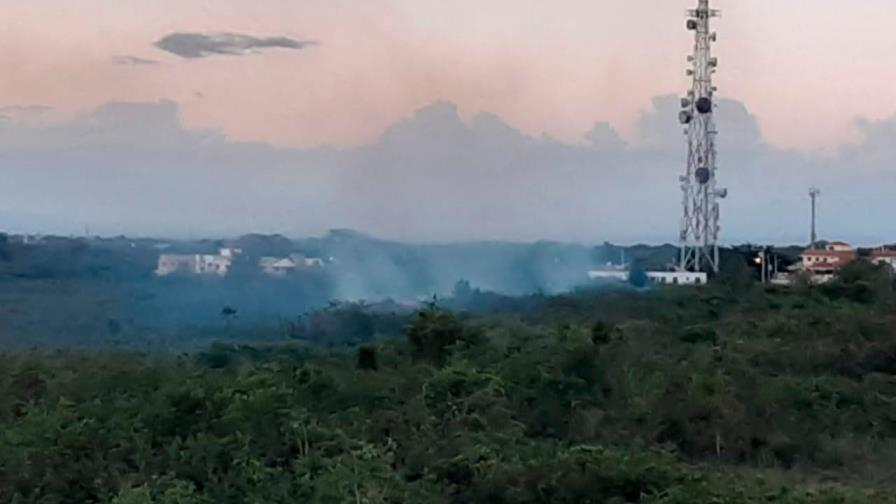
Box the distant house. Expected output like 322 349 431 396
797 242 858 284
219 248 242 258
871 248 896 270
587 265 630 282
800 242 857 273
827 241 854 252
259 253 325 276
260 257 297 276
289 253 325 268
646 271 707 286
298 255 325 268
196 253 233 275
156 248 239 277
156 255 196 276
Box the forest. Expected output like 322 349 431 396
2 258 896 502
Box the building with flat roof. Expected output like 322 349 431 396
586 268 707 286
645 271 707 286
156 248 239 277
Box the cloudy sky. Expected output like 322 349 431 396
2 0 896 244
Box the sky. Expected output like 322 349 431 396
2 0 896 244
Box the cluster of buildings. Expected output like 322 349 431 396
790 241 896 284
588 241 896 288
155 248 326 277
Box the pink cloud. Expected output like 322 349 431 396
2 0 896 151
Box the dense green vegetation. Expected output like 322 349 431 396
3 260 896 502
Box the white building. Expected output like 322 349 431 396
260 257 298 276
871 248 896 271
196 254 233 275
586 268 707 286
645 271 707 286
156 248 238 277
259 253 326 276
826 241 855 253
299 256 325 268
800 242 858 273
156 255 196 276
587 268 630 282
219 247 242 258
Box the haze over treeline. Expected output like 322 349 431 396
0 230 684 348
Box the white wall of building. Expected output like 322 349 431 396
827 242 854 252
587 270 630 282
156 253 231 276
645 271 707 286
587 269 707 286
196 255 231 276
156 255 195 276
872 256 896 270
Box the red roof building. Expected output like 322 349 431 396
801 242 857 273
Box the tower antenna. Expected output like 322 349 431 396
678 0 726 274
809 187 821 249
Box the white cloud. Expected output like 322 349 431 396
0 97 893 245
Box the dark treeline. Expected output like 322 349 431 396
3 260 896 502
0 230 695 349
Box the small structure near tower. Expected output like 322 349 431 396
678 0 727 274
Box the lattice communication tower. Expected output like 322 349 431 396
678 0 727 273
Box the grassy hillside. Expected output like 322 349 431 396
2 261 896 502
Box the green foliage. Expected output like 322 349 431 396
357 345 379 371
286 302 399 347
5 282 896 502
680 325 717 345
406 306 467 366
824 259 895 304
591 320 613 345
717 252 756 292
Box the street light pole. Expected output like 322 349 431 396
809 188 821 249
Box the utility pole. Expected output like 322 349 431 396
809 188 821 249
759 248 767 284
678 0 727 274
754 246 775 284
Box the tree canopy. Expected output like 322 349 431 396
3 272 896 502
